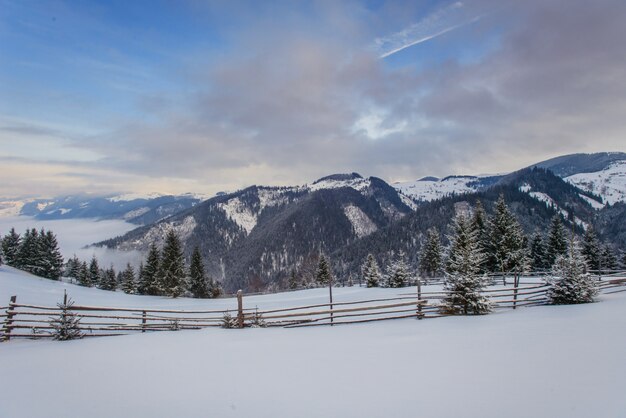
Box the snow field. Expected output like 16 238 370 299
1 267 625 418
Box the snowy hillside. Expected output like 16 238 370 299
565 160 626 205
393 175 502 202
1 267 625 418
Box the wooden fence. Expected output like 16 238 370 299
2 273 625 341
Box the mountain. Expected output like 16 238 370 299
0 193 208 225
96 174 414 291
394 175 503 202
393 152 626 207
333 167 602 278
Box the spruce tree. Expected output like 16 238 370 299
121 263 137 294
442 213 491 315
64 255 81 279
101 265 117 291
78 261 92 287
489 195 528 282
362 254 381 287
158 230 186 297
546 216 568 267
387 250 409 288
548 238 597 304
51 294 83 341
600 245 618 273
89 256 101 288
188 246 209 298
470 201 492 273
139 244 161 295
17 228 39 273
288 269 299 290
530 233 548 270
581 226 601 271
419 228 443 278
1 228 21 266
316 254 333 286
41 230 64 280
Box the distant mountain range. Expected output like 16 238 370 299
2 152 625 292
394 152 626 206
0 193 209 225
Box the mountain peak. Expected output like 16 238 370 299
313 173 363 184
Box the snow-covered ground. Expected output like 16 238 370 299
394 176 484 202
1 267 625 418
565 160 626 205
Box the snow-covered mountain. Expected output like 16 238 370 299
0 193 209 225
97 173 414 291
394 175 502 202
393 152 626 208
563 160 626 206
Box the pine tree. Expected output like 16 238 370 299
139 244 161 295
387 250 409 288
470 201 492 273
489 195 528 281
209 279 223 298
17 228 40 273
158 230 186 297
530 233 548 270
600 245 618 273
188 246 209 298
40 230 64 280
78 261 91 287
2 228 21 266
88 256 101 288
362 254 381 287
442 213 491 315
546 216 568 267
316 254 332 286
419 228 443 278
581 226 601 271
121 263 137 294
64 255 81 279
548 238 597 304
101 265 117 291
288 269 299 290
50 294 83 341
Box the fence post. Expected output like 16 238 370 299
237 290 244 328
513 272 519 310
417 278 423 319
329 279 334 326
1 295 17 342
142 310 147 333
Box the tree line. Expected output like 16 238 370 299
1 227 222 299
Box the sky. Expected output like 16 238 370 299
1 0 625 198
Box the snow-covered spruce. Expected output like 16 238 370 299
385 250 409 288
221 311 237 329
188 246 210 298
548 240 598 304
50 296 83 341
316 254 333 286
419 228 443 278
361 254 381 288
158 230 186 298
441 213 492 315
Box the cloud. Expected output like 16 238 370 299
2 0 626 197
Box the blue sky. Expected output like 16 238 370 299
1 0 624 197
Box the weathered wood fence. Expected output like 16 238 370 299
2 273 625 341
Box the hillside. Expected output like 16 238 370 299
1 266 625 418
97 174 413 291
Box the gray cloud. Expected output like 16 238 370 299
6 0 626 198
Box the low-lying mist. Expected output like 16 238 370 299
0 216 144 270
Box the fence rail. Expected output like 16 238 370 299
2 273 625 341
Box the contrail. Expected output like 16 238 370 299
379 14 483 59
